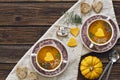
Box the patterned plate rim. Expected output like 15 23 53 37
81 14 119 53
30 38 69 77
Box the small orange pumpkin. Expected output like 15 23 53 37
80 56 103 79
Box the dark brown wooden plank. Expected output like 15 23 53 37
0 45 31 63
0 63 16 80
0 0 77 2
0 27 48 44
0 2 118 25
114 1 120 26
0 0 117 2
0 3 73 26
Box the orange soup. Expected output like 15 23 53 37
88 20 112 44
37 46 61 70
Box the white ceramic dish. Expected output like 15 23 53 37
81 15 120 53
30 38 69 77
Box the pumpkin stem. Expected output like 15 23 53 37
90 66 94 71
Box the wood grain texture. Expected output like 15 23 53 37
0 45 31 63
0 63 16 80
0 3 73 26
0 0 118 2
0 0 77 2
0 1 118 25
0 27 49 44
114 1 120 25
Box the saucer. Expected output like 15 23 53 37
30 39 68 77
81 15 119 53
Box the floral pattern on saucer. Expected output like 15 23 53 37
81 15 118 53
30 39 68 77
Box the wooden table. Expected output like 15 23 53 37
0 0 120 80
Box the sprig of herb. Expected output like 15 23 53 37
64 11 82 25
89 32 94 38
44 63 51 69
56 53 61 59
40 62 51 69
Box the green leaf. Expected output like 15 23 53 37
39 61 44 66
56 53 61 59
89 32 94 38
65 11 82 25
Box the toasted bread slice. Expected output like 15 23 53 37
27 72 38 80
16 67 28 79
81 3 91 14
93 1 103 13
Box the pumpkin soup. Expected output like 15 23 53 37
88 20 112 44
37 46 61 70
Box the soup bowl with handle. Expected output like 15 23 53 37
30 38 69 77
81 14 120 53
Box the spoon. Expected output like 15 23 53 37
105 50 120 80
98 50 120 80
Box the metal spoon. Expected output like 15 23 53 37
105 50 120 80
98 50 120 80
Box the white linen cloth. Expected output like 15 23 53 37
6 0 118 80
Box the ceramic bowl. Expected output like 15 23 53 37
81 15 120 53
30 38 69 77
